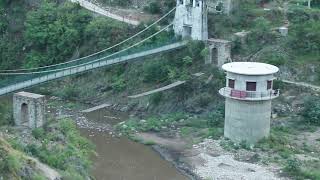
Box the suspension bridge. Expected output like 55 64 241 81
0 0 209 96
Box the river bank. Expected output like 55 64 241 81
48 96 286 180
47 97 190 179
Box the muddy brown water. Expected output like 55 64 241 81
0 95 188 180
81 109 189 180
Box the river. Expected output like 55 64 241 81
0 94 188 180
80 108 188 180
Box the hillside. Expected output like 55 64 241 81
0 0 320 179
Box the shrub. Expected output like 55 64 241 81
0 103 13 126
150 92 163 105
288 19 320 54
260 52 287 66
144 2 161 14
273 79 284 90
32 128 45 140
195 93 215 108
301 96 320 125
284 158 301 174
111 76 127 91
143 60 169 83
207 110 224 127
249 17 275 45
0 151 21 174
206 127 223 139
56 85 79 100
32 174 47 180
187 41 205 60
182 56 193 66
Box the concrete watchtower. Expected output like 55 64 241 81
173 0 208 41
219 62 279 144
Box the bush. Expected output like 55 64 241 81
260 52 287 66
206 127 223 139
207 110 224 127
0 148 21 174
288 20 320 54
32 174 47 180
111 76 127 91
57 85 80 99
32 128 45 140
273 79 284 90
301 96 320 125
249 17 275 45
116 113 187 134
0 101 13 126
24 2 92 67
196 93 216 108
144 2 161 14
284 158 301 174
143 60 169 83
150 92 163 105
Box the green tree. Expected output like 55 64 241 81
289 20 320 54
0 8 8 34
250 17 274 44
84 17 128 53
144 2 161 14
143 60 169 83
24 2 92 67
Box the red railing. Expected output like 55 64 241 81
219 87 280 100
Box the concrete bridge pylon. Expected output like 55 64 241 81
173 0 208 41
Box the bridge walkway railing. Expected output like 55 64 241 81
0 41 187 96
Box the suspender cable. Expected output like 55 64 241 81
0 23 174 75
0 7 176 73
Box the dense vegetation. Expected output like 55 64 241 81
97 0 175 15
6 119 94 179
0 0 136 70
1 0 320 179
0 137 48 180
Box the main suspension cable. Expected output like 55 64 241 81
0 7 176 72
0 23 174 75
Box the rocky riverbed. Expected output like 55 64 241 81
47 96 287 180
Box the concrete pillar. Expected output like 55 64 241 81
233 31 250 50
308 0 311 8
13 92 46 129
279 27 288 37
219 62 280 144
173 0 208 41
206 39 232 67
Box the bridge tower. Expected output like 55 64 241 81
173 0 208 41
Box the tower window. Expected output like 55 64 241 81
228 79 235 89
267 80 272 90
246 82 257 91
215 2 223 12
196 0 200 7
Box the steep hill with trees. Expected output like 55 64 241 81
0 0 320 179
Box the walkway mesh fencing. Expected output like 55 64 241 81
0 36 181 90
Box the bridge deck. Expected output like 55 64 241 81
70 0 139 25
128 81 186 98
0 42 187 96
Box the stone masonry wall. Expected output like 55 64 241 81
13 92 46 129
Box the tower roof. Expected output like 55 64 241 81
222 62 279 75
